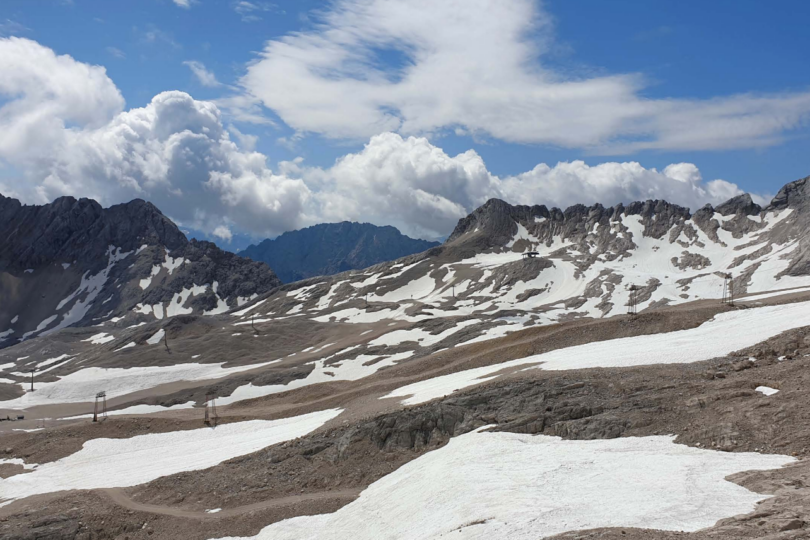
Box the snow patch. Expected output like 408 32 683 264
82 333 115 345
0 359 279 409
0 409 343 503
386 300 810 405
217 431 792 540
146 328 165 345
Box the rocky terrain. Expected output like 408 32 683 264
0 194 281 349
241 221 439 283
2 176 810 539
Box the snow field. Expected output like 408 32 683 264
64 401 196 420
385 300 810 405
203 282 230 315
739 286 810 302
146 328 165 345
139 264 161 290
0 359 280 409
349 209 806 328
311 306 428 324
0 409 343 503
82 333 115 345
216 351 413 406
135 282 230 320
36 354 75 369
368 319 480 348
370 274 436 303
233 298 267 317
0 458 38 471
212 431 793 540
36 246 133 339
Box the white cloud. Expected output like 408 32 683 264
212 225 234 242
140 25 181 49
228 124 258 151
239 0 810 153
106 46 126 59
173 0 192 8
183 60 221 87
0 37 125 166
0 19 29 37
287 133 765 239
0 38 771 243
213 94 276 126
232 1 273 22
0 38 308 238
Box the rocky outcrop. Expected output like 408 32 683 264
768 175 810 211
716 193 761 216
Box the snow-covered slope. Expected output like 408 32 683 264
4 176 810 412
224 175 810 348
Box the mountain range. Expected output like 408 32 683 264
3 176 810 351
240 221 439 283
230 174 810 337
3 175 810 540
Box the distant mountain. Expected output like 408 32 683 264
241 222 440 283
0 194 281 348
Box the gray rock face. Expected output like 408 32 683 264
767 175 810 211
0 194 281 348
0 195 186 274
715 193 761 216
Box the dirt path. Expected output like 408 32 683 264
100 486 361 520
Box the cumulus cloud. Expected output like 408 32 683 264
289 133 764 239
0 38 308 238
0 37 125 166
0 38 771 243
183 60 221 87
212 225 234 242
239 0 810 152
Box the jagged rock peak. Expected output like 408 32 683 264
768 175 810 211
447 198 549 245
0 193 283 348
715 193 761 216
448 197 697 247
0 193 187 273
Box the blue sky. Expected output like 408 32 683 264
0 0 808 249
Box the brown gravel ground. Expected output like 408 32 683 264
4 298 810 539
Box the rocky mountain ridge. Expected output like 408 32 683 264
0 194 281 348
216 175 810 350
241 221 439 283
3 175 810 359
